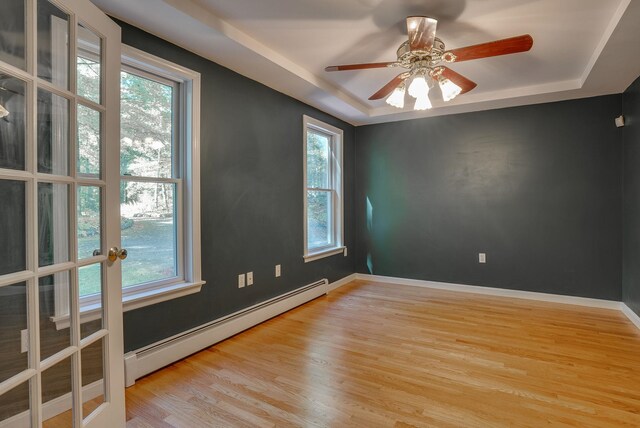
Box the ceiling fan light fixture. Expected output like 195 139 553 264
414 92 432 110
385 83 406 108
0 103 8 118
439 78 462 102
325 16 533 111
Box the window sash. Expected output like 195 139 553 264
119 178 184 288
306 188 335 250
306 128 332 190
120 65 181 180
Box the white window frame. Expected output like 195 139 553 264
303 115 345 262
54 45 203 328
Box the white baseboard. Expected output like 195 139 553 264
355 273 622 310
356 274 640 333
0 380 103 428
122 272 640 389
328 273 356 292
125 275 355 387
622 303 640 330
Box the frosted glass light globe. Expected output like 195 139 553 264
386 85 406 108
414 93 432 110
440 79 462 102
408 75 429 99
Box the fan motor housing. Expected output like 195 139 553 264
396 38 446 69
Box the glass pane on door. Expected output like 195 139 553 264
0 180 26 275
78 186 102 259
81 338 106 419
37 89 70 175
0 282 28 384
37 0 70 89
79 263 103 339
77 105 101 177
77 24 102 104
0 0 27 70
39 272 72 361
38 183 70 267
0 380 30 424
41 355 73 427
0 74 27 170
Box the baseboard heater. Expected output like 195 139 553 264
124 278 329 386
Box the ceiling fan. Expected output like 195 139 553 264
325 16 533 110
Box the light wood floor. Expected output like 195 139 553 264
125 280 640 427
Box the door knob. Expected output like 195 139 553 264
108 247 128 262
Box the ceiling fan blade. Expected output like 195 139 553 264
369 73 410 100
325 61 397 72
407 16 438 52
439 67 477 94
445 34 533 62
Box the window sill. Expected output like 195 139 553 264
304 246 346 263
52 280 205 330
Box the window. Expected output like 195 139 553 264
116 46 203 308
56 45 203 327
303 115 344 262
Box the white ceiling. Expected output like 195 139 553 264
93 0 640 125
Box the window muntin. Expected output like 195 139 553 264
303 116 343 260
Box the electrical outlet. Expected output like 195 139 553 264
20 329 28 353
275 264 281 277
238 274 246 288
247 272 253 286
479 253 486 264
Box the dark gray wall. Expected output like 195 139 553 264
117 21 355 352
355 95 623 300
117 19 639 350
623 75 640 316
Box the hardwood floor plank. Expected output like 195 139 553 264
125 280 640 427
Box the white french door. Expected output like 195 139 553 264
0 0 125 427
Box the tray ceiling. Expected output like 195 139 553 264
92 0 640 125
